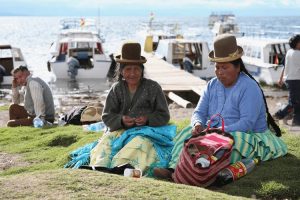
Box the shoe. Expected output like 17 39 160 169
153 168 174 181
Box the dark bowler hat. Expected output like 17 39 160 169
209 34 244 62
115 42 147 64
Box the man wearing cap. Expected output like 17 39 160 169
7 66 55 127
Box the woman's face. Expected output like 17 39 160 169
215 62 240 87
122 64 143 87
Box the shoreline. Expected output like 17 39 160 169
0 92 290 126
1 85 299 134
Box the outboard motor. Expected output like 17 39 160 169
107 54 117 80
67 57 80 81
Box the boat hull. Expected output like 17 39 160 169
50 59 111 79
244 63 283 85
1 76 13 86
192 67 216 81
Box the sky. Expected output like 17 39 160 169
1 0 300 16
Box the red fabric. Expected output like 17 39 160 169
173 130 234 187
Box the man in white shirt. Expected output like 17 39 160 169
276 34 300 126
7 66 55 127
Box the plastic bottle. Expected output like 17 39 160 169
195 157 210 168
83 122 106 132
124 168 142 178
215 158 258 186
33 117 44 128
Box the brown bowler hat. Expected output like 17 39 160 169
115 42 147 64
208 34 244 62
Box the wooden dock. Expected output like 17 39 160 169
143 53 207 96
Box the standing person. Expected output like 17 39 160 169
274 34 300 126
7 66 55 127
86 42 173 175
154 34 287 181
182 54 194 73
0 64 6 83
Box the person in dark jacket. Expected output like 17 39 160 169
89 42 171 174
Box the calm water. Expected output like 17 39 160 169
1 16 299 94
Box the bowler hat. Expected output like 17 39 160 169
115 42 147 64
209 34 243 62
80 106 102 122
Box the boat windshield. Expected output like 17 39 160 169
12 49 24 61
0 48 12 58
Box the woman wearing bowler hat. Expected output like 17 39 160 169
88 42 173 175
154 34 287 182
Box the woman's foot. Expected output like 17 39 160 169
153 168 174 181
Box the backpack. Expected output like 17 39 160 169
172 114 234 187
61 106 87 125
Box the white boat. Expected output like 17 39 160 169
138 12 183 53
48 18 111 80
209 13 241 36
237 37 289 85
0 45 27 86
154 38 215 80
208 13 235 29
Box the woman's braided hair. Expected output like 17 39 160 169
231 58 282 137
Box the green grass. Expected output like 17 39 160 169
0 104 9 111
0 121 299 199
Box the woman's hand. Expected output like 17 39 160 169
122 115 135 127
135 116 148 126
192 123 204 135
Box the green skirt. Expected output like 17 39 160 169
168 126 288 169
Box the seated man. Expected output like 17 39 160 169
7 66 55 127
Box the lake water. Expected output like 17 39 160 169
0 16 299 94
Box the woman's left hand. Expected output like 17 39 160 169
135 116 148 126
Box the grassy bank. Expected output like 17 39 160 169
0 104 9 111
0 121 299 199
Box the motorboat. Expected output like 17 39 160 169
208 13 235 29
138 12 183 53
237 37 289 85
153 38 215 80
0 45 27 86
47 18 111 80
209 13 241 36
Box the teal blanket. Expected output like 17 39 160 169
111 125 177 168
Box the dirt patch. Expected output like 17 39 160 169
48 135 78 147
0 152 30 172
0 110 8 127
